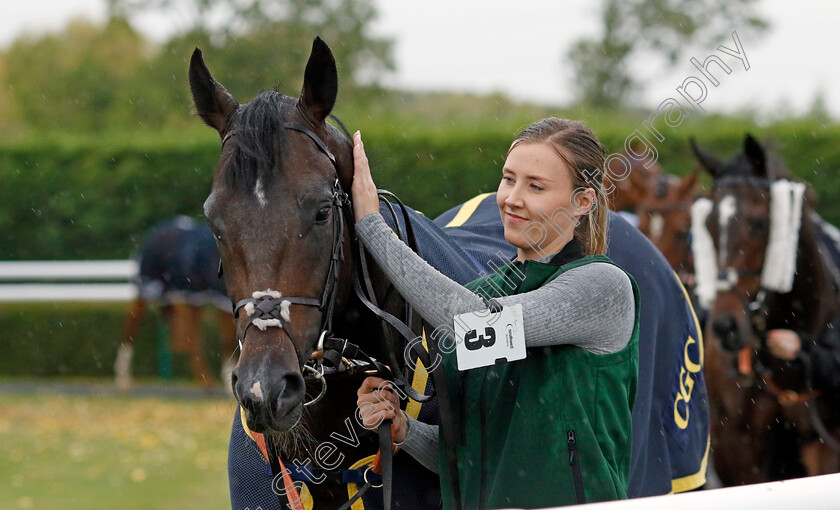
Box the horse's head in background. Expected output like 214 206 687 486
691 135 780 357
605 148 666 212
189 38 355 434
636 172 698 282
690 134 840 370
690 135 840 485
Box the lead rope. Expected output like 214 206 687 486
266 435 305 510
354 191 463 510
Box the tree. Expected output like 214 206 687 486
115 0 393 98
567 0 769 109
2 17 149 132
0 0 391 134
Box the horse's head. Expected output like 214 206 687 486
189 38 354 433
605 151 664 211
636 172 698 277
691 135 773 355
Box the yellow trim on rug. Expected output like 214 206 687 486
444 193 492 228
676 272 705 366
346 454 378 510
405 329 430 420
240 407 256 442
666 273 710 493
670 435 710 493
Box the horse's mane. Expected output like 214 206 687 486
224 91 296 191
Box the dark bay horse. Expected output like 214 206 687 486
690 135 840 484
190 38 439 509
115 215 236 390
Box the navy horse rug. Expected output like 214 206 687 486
135 215 229 310
228 193 710 508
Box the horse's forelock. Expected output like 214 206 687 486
223 91 296 192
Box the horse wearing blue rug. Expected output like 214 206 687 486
115 215 236 390
228 193 709 507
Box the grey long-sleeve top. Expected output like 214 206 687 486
355 213 635 473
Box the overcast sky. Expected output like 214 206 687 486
2 0 838 118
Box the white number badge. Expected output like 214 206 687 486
453 303 526 371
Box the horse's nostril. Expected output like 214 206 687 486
230 371 238 395
239 393 259 415
273 372 306 410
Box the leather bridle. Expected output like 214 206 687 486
228 123 349 361
221 118 444 510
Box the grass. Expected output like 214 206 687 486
0 390 238 509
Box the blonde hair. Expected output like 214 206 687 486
509 118 608 255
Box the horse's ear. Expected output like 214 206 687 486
743 134 767 178
689 138 724 179
189 48 239 134
678 172 699 199
299 37 338 124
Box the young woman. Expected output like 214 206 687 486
352 118 640 509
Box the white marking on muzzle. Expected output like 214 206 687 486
250 381 263 401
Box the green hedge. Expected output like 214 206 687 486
2 117 840 377
4 117 840 260
0 302 228 378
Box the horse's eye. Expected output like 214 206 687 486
315 207 331 223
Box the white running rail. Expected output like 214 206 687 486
0 260 139 302
560 472 840 510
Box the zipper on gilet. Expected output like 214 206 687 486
477 368 491 510
567 430 586 504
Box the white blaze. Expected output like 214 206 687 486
255 178 267 207
717 194 737 271
649 213 664 242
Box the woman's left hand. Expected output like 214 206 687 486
351 131 380 222
356 376 408 443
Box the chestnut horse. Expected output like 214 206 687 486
604 148 667 212
691 135 840 485
635 172 699 288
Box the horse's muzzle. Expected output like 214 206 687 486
232 361 306 433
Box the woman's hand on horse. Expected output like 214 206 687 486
356 376 408 443
767 329 802 361
352 131 381 222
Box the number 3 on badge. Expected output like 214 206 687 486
464 328 496 351
454 303 526 371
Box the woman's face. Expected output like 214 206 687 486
496 141 593 261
